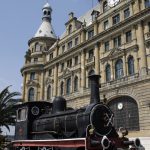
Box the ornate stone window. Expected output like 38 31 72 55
88 70 95 88
108 96 140 131
30 72 35 80
124 8 130 19
75 56 78 66
104 20 109 30
106 64 111 82
112 14 120 25
74 76 78 92
128 56 134 75
113 35 121 48
104 41 109 51
68 41 72 49
47 85 51 100
28 88 34 101
88 30 94 40
115 59 123 79
66 78 71 95
60 82 64 96
35 43 41 52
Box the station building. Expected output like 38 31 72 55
21 0 150 137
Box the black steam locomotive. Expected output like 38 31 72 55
12 75 142 150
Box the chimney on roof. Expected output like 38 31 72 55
69 12 74 20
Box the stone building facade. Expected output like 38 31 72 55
21 0 150 137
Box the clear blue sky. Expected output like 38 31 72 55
0 0 98 93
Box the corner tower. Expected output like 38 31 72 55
21 3 57 102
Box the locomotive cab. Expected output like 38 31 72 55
15 101 52 140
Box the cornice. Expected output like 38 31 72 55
28 36 56 46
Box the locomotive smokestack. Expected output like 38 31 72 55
89 75 101 104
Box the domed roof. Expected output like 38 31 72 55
43 2 51 9
34 20 57 38
34 2 57 39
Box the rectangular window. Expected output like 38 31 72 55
89 49 94 59
145 0 150 8
75 37 79 45
68 41 72 49
17 108 27 122
34 58 38 63
104 41 109 51
62 45 65 53
30 72 35 80
67 59 72 68
49 53 53 60
126 30 132 43
124 8 130 19
113 14 120 25
88 30 94 39
75 56 78 65
104 20 109 30
113 35 121 48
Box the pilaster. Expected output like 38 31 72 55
40 71 44 100
81 49 86 89
136 21 147 75
53 64 58 96
94 43 100 74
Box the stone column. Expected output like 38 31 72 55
81 29 86 43
136 22 147 75
123 55 127 76
81 49 86 89
110 60 114 80
40 71 44 100
132 25 136 40
22 73 26 101
94 21 98 36
101 63 105 83
94 43 100 74
53 64 58 96
145 22 149 33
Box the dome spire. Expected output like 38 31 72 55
34 2 57 39
42 2 52 22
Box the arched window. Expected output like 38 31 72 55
68 25 72 34
115 59 123 79
28 88 34 101
74 76 78 92
128 56 134 75
60 82 64 96
35 43 41 52
106 64 111 82
47 85 51 100
88 70 95 88
103 1 108 12
108 96 139 131
66 78 71 95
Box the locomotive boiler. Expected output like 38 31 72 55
12 75 142 150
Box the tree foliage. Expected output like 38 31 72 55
0 86 21 148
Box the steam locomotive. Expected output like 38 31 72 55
12 75 142 150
